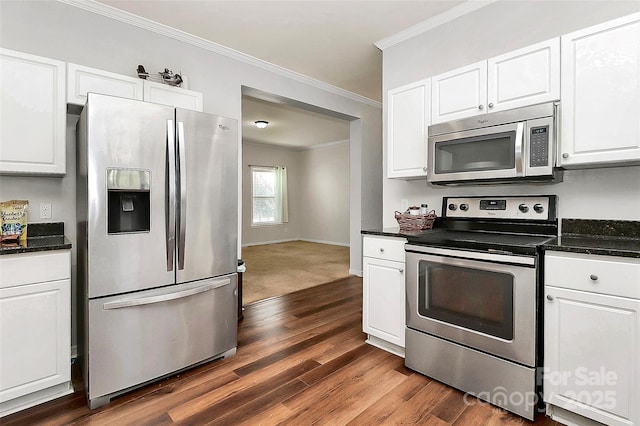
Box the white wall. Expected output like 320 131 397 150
381 1 640 227
242 141 350 247
299 141 350 245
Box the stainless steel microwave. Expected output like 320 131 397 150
427 101 562 185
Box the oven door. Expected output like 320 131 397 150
427 122 524 183
406 245 537 366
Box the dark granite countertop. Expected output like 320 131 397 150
0 222 72 255
361 227 437 239
543 219 640 258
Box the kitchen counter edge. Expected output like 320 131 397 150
542 219 640 259
361 228 433 239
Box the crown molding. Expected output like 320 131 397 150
375 0 498 50
57 0 382 109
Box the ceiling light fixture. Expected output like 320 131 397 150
254 120 269 129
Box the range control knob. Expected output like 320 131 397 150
533 204 545 213
518 203 529 213
460 203 469 211
448 203 457 211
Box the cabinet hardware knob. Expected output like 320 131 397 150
399 269 404 274
590 274 598 281
488 103 494 108
379 248 384 253
562 153 569 159
546 295 554 301
478 104 484 110
423 166 427 172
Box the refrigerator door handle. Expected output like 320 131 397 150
102 278 232 310
177 121 187 270
166 119 176 272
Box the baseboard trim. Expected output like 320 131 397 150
0 382 73 417
365 335 405 358
242 239 350 248
349 268 363 277
299 238 349 247
242 238 297 247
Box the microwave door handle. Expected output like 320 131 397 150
166 120 176 272
514 122 524 176
177 121 187 271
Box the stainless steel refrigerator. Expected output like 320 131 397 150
76 93 238 409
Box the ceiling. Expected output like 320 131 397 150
242 96 350 149
97 0 466 103
95 0 467 148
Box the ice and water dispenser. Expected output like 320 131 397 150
107 168 151 234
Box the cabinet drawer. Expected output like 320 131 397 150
0 251 71 289
545 251 640 299
363 236 406 262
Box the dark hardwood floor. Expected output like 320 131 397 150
3 276 561 425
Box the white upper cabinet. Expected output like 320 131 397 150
431 38 560 124
67 63 143 106
487 38 560 112
431 62 486 124
68 64 203 112
559 13 640 168
386 79 430 179
0 48 66 176
143 80 203 112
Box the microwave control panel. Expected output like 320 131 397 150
529 126 549 167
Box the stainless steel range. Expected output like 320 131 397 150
404 195 558 420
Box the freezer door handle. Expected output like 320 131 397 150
166 120 176 272
102 278 231 310
177 121 187 270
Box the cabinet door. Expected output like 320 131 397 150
143 80 203 111
386 79 430 179
0 279 71 403
559 13 640 168
67 63 143 106
431 61 487 124
487 38 560 113
0 48 66 175
362 257 405 347
544 286 640 426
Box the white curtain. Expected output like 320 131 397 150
275 166 289 223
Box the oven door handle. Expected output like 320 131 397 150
405 245 535 266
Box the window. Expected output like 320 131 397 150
251 166 288 225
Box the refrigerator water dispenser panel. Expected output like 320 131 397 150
107 168 151 234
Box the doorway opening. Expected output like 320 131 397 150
240 88 354 306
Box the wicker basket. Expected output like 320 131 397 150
395 210 437 232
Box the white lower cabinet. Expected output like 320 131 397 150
544 251 640 426
362 235 406 357
0 251 72 417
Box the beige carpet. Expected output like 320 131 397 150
241 240 350 305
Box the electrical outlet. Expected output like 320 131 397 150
40 202 52 219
